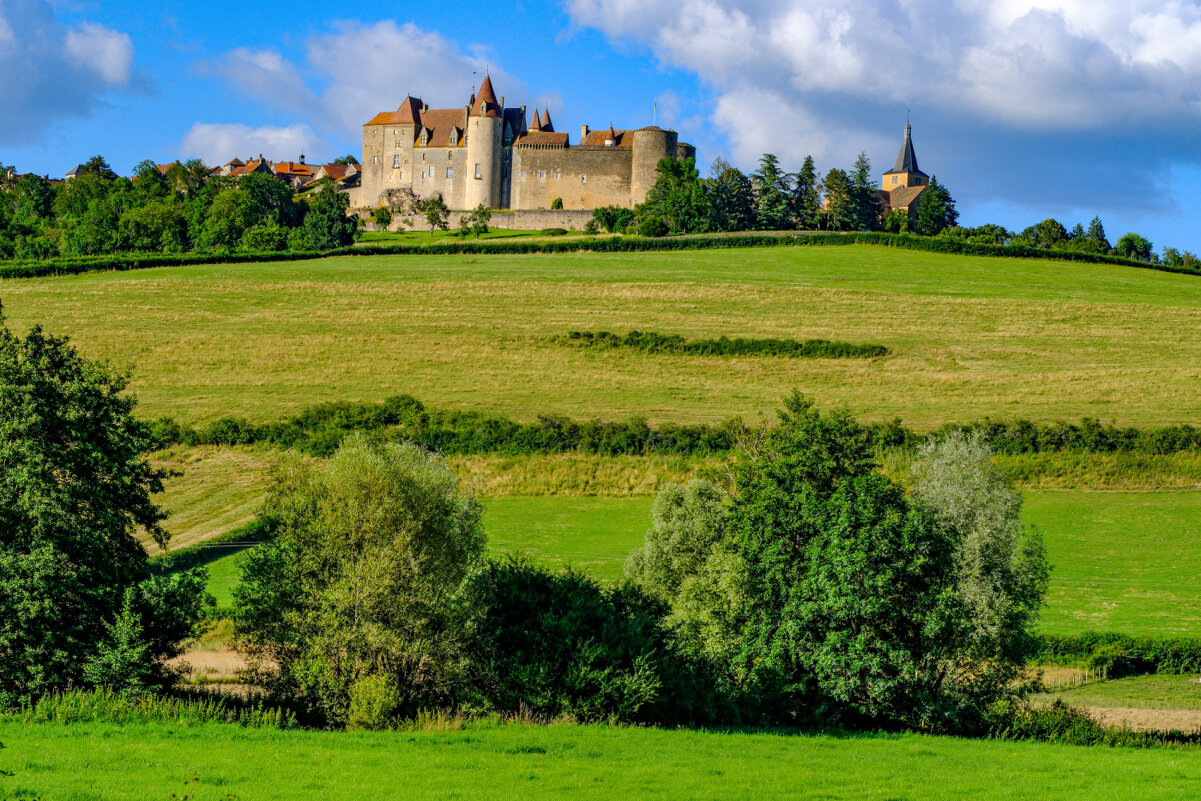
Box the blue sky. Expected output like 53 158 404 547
4 0 1201 252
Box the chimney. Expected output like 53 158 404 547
581 124 589 140
499 96 505 108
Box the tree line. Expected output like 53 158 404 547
0 155 359 261
585 153 957 237
589 153 1189 267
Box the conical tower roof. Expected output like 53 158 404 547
529 108 542 131
886 122 927 177
469 75 502 118
540 108 553 131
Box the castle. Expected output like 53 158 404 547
356 76 694 212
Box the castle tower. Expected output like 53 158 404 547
466 75 503 209
882 121 928 191
630 126 675 208
540 109 553 132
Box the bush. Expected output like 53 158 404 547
563 330 889 359
550 198 563 210
372 206 393 227
240 222 288 252
233 435 485 726
638 215 669 238
990 700 1201 748
464 558 718 724
540 227 568 236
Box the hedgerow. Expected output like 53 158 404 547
1034 633 1201 676
145 395 1201 460
5 231 1195 281
990 700 1201 748
562 330 889 359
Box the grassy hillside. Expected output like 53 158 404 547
4 720 1201 801
5 246 1201 428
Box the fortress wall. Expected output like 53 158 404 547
390 208 594 231
511 147 634 210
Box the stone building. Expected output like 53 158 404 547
356 76 693 211
877 121 928 218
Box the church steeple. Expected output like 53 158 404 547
882 118 928 189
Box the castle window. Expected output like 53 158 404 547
521 171 527 179
393 155 400 169
400 171 404 180
581 174 587 184
446 167 454 179
891 175 898 186
555 169 561 180
429 166 435 178
475 163 482 179
539 170 545 179
373 155 379 166
448 151 453 160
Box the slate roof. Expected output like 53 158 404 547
882 184 927 209
884 123 927 177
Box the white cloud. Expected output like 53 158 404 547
178 123 326 165
206 21 523 137
0 0 137 145
65 22 133 85
564 0 1201 131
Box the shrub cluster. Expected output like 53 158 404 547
564 330 889 359
991 700 1201 748
1035 633 1201 676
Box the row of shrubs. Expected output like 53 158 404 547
992 701 1201 748
147 394 1201 459
563 330 890 359
1035 633 1201 677
5 230 1192 281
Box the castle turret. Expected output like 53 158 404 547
630 126 676 208
540 109 553 132
466 75 503 208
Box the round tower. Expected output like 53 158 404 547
630 126 675 208
466 75 503 209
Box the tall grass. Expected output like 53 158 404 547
562 330 889 359
8 689 294 729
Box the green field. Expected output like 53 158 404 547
5 246 1201 428
4 719 1201 801
196 491 1201 637
1043 675 1201 712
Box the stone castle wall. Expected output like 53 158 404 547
387 208 595 231
511 147 635 210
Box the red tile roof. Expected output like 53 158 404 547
581 128 632 147
469 75 501 118
418 108 468 147
514 131 569 147
540 109 553 131
529 108 542 132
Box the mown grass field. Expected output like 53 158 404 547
4 720 1201 801
5 245 1201 428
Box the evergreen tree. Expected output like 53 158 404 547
707 159 755 232
793 155 821 230
638 157 710 234
913 176 958 236
821 168 854 231
849 152 883 231
751 154 793 230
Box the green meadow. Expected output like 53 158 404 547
4 246 1201 429
4 719 1201 801
194 490 1201 638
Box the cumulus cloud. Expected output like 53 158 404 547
0 0 137 145
203 21 522 138
564 0 1201 216
178 123 327 165
65 22 133 85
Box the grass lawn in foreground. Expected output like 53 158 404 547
6 246 1201 428
3 720 1201 801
